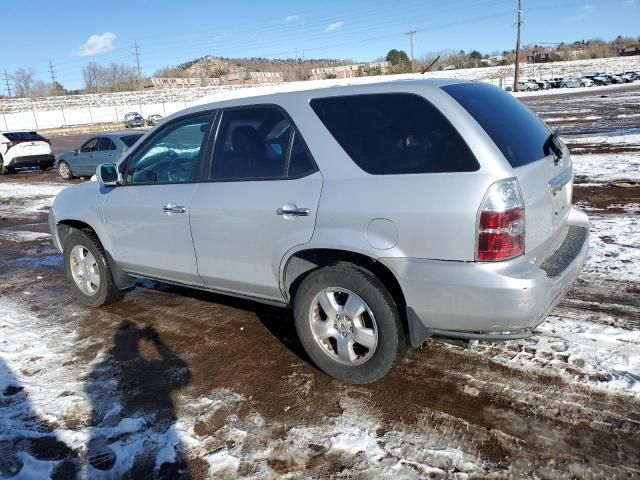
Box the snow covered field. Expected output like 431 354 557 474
1 87 639 478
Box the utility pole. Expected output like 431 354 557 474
406 30 417 73
513 0 523 91
133 41 142 89
3 70 12 97
48 60 57 84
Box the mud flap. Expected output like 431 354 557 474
105 251 136 290
406 306 431 347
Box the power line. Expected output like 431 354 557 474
406 30 417 73
133 41 142 89
48 60 57 84
514 0 523 91
3 70 12 97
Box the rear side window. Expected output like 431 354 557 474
442 83 551 168
120 134 142 147
309 93 478 175
4 132 46 142
98 137 116 151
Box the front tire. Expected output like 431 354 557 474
58 161 74 180
293 263 407 384
63 229 124 307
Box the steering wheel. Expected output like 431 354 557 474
167 156 194 183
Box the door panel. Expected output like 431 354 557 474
190 173 322 299
102 184 201 284
101 113 213 285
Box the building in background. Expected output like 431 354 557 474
151 71 283 89
308 61 391 80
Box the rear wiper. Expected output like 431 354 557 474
543 130 563 164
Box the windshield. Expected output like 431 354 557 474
442 82 551 168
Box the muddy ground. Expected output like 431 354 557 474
1 86 639 479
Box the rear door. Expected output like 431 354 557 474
442 82 572 255
190 105 322 301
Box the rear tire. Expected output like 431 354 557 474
293 263 407 384
63 229 125 307
58 161 74 180
0 157 11 175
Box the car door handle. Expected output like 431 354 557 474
277 205 310 217
163 204 186 214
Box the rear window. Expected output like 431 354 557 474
310 93 479 175
120 134 143 147
4 131 47 142
442 82 551 168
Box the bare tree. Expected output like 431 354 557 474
82 62 104 93
13 68 36 97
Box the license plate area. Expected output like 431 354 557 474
549 169 572 221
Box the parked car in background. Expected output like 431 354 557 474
623 71 639 80
560 77 583 88
548 77 563 88
0 130 55 175
580 78 594 87
56 132 143 179
517 80 539 91
592 75 610 86
123 112 144 128
49 79 589 383
527 79 550 90
620 74 634 83
146 113 163 126
604 74 623 84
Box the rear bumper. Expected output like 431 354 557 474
381 207 589 345
8 154 55 168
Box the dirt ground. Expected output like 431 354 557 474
1 86 639 479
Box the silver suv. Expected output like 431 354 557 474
49 80 589 383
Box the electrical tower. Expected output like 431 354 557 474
3 70 12 97
514 0 523 92
406 30 417 73
48 60 57 84
133 41 142 89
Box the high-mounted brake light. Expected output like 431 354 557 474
476 178 525 261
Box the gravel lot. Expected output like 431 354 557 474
1 86 639 479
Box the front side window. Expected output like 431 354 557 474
211 107 316 181
125 114 211 185
80 138 99 153
310 93 479 175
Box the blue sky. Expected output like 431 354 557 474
1 0 638 90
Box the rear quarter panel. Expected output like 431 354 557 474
278 84 513 262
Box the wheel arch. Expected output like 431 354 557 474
56 219 136 290
282 248 406 312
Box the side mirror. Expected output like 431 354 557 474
74 149 79 155
96 163 120 186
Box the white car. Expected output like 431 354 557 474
517 80 539 91
580 78 594 87
0 130 55 175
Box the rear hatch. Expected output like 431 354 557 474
3 131 51 157
442 82 573 258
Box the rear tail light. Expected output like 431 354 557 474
476 178 525 261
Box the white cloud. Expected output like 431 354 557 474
77 32 117 57
566 4 596 22
285 15 299 22
326 21 344 32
